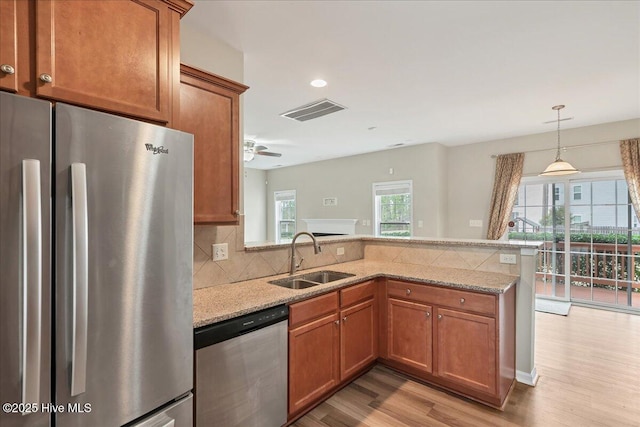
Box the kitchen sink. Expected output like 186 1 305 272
268 270 355 289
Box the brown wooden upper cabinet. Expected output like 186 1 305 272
0 0 20 92
0 0 193 123
179 64 248 224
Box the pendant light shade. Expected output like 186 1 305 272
539 105 580 176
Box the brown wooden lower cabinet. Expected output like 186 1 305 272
288 312 340 415
435 307 497 395
288 280 378 419
387 298 432 374
287 278 515 421
340 298 376 379
381 279 516 409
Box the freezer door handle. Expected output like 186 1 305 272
71 163 88 396
22 159 42 412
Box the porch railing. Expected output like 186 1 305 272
536 241 640 290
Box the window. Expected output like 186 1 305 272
373 180 412 237
508 172 640 311
573 185 582 201
275 190 296 243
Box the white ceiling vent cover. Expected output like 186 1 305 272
280 98 346 122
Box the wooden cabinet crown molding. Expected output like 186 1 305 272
161 0 194 17
180 63 249 95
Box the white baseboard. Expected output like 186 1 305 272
516 367 539 386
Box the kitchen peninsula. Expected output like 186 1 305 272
193 235 541 414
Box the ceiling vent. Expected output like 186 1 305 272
280 98 346 122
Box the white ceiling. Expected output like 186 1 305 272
182 1 640 170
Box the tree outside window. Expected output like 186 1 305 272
373 181 412 237
275 190 296 242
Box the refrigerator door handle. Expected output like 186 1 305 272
21 159 42 412
70 163 88 396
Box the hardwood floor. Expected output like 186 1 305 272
293 306 640 427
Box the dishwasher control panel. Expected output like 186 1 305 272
194 305 288 350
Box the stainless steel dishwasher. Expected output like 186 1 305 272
194 305 288 427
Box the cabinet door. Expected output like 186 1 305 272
0 0 18 92
387 298 432 374
180 65 247 224
435 308 496 395
340 299 376 380
35 0 171 122
289 313 340 415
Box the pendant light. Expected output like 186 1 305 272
540 105 580 176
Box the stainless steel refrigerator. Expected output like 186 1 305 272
0 92 194 426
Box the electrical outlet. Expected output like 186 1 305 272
337 247 345 256
212 243 228 261
323 197 338 206
500 253 517 264
418 220 424 228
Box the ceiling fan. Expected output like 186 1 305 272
243 140 282 162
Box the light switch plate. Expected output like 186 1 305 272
469 219 483 228
323 197 338 206
212 243 228 261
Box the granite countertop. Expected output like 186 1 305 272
193 259 519 328
244 234 543 251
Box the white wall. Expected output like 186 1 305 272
244 168 268 242
264 143 448 241
180 25 244 82
255 119 639 242
447 118 640 239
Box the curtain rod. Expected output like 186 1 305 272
490 138 620 158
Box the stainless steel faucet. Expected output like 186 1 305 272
290 232 322 274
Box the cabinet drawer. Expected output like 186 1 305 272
387 280 496 316
340 280 375 308
289 291 339 327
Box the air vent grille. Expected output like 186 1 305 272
280 99 346 122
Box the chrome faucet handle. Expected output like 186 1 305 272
296 256 304 269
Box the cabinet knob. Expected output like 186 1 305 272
39 73 53 83
334 320 340 325
460 298 465 304
406 288 411 295
425 312 430 318
343 317 347 323
0 64 15 75
438 314 443 319
234 210 240 216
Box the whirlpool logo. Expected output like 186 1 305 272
145 144 169 155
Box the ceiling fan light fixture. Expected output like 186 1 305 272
539 105 580 177
243 139 282 162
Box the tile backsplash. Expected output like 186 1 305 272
193 217 363 289
193 218 522 290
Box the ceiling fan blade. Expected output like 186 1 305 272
256 151 282 157
254 145 269 151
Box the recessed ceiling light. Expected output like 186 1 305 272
310 79 327 88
